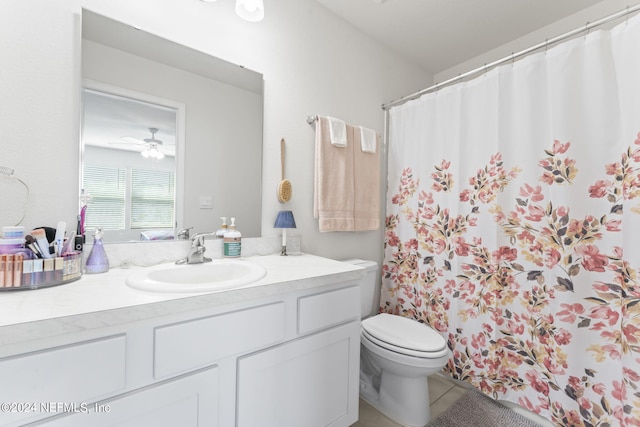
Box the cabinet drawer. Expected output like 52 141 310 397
154 302 285 378
298 286 360 335
37 368 219 427
0 334 126 426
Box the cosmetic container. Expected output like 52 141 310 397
2 226 25 238
0 252 82 291
0 238 24 255
85 228 109 274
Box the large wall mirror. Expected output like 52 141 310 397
81 10 263 242
82 83 184 242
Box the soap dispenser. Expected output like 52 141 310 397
85 228 109 274
223 218 242 258
214 217 228 255
215 217 228 239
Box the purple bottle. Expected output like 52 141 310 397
85 228 109 274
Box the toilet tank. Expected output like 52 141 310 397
342 259 379 319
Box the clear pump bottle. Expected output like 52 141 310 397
215 217 228 239
85 228 110 274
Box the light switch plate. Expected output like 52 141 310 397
199 196 213 209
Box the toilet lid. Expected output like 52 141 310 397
361 313 446 353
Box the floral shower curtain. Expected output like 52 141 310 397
381 14 640 427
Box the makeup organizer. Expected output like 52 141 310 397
0 167 84 290
0 226 83 291
0 252 83 291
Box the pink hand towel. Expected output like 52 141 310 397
314 116 355 232
353 128 380 231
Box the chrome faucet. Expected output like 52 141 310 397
176 233 214 264
177 226 193 240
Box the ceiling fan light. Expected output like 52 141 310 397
140 138 165 160
235 0 264 22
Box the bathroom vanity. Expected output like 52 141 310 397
0 254 364 427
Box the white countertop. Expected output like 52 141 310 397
0 254 365 347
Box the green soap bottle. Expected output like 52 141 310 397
223 217 241 258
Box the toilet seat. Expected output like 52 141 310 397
361 313 447 358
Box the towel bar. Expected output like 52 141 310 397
307 115 382 140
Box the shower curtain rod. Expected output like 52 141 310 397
382 3 640 111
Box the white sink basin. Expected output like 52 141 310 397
126 259 267 293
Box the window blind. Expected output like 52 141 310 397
83 164 175 232
83 164 126 230
131 169 175 229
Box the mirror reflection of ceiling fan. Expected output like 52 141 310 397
119 127 166 159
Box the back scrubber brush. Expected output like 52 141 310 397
277 138 292 203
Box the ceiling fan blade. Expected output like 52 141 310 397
120 136 145 144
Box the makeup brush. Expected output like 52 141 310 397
24 234 43 258
30 229 52 258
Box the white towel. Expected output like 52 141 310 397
359 126 377 153
328 116 347 147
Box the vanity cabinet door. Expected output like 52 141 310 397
0 335 126 427
236 321 360 427
34 367 218 427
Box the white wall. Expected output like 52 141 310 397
1 0 431 266
1 0 80 230
435 0 632 83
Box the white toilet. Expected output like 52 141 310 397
345 259 451 427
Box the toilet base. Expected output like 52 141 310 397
360 371 432 427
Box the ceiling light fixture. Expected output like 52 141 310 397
235 0 264 22
141 143 165 160
200 0 264 22
138 128 165 160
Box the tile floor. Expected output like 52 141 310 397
352 372 553 427
352 373 469 427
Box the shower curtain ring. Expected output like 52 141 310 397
626 6 630 25
584 21 591 38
